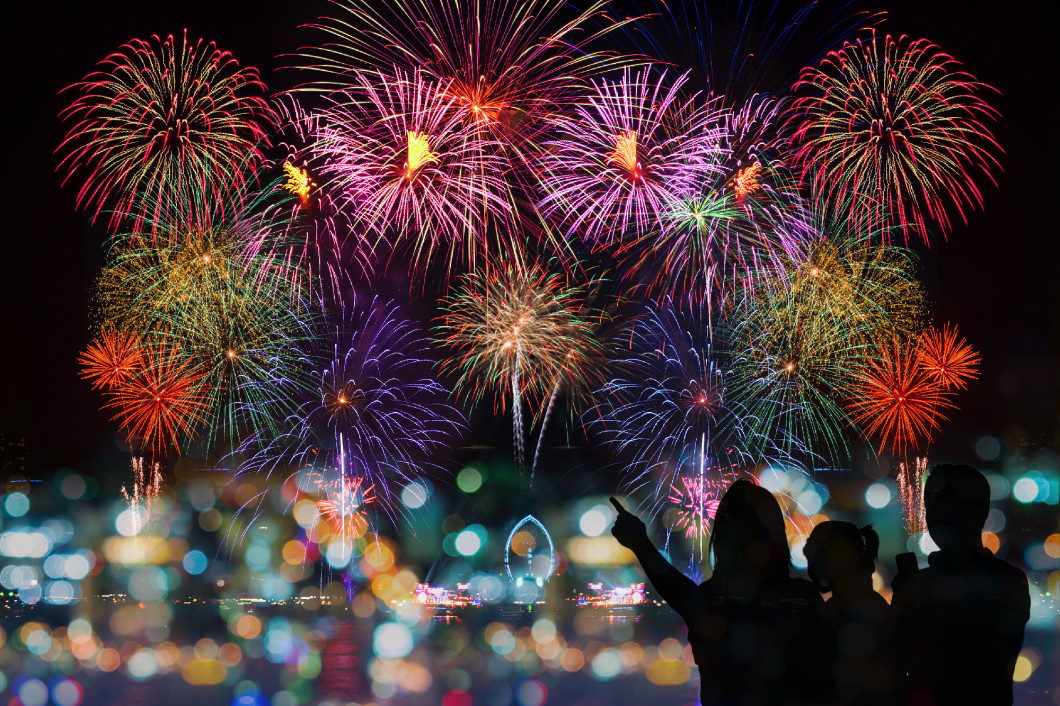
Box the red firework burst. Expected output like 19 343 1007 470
669 475 728 541
107 348 210 454
79 327 143 390
916 323 980 390
316 475 375 538
848 337 954 456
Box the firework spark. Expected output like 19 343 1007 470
299 0 635 150
439 262 596 467
669 474 728 541
107 347 210 455
282 162 315 201
94 226 306 452
788 30 1001 243
729 233 925 464
316 474 375 540
57 31 275 233
587 301 760 514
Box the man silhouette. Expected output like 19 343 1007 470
891 464 1029 706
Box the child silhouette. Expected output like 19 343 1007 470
804 521 896 705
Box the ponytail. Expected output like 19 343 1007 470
858 524 880 571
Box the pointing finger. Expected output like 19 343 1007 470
609 497 627 514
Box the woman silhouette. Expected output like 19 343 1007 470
803 521 896 705
611 480 823 705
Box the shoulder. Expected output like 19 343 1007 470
782 577 824 603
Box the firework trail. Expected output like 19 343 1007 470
237 294 464 534
788 29 1001 243
439 261 594 470
897 456 928 537
121 457 163 535
58 31 275 234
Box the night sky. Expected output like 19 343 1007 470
0 0 1054 476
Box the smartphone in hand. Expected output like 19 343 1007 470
896 551 919 575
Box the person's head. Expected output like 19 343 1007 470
709 479 791 587
803 521 879 593
924 464 990 549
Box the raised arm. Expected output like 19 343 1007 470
610 497 697 618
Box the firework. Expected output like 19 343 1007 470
587 300 761 520
57 31 275 233
94 223 306 451
79 326 143 390
536 68 729 245
788 30 1001 243
316 474 375 540
121 457 164 535
916 323 980 390
270 96 364 303
669 474 728 541
106 346 210 455
299 0 634 152
897 456 928 537
282 162 315 201
439 262 596 467
847 337 953 457
728 233 925 464
629 156 815 309
315 70 512 275
238 295 464 527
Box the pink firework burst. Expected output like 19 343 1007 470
315 69 513 277
536 68 728 246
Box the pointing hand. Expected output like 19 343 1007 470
610 496 649 551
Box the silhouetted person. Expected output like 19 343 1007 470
890 464 1029 706
611 480 823 705
804 521 896 705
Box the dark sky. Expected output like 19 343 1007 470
0 0 1054 475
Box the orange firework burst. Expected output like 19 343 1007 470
916 323 980 390
848 337 953 456
282 162 314 201
107 347 210 454
316 475 375 538
731 161 762 199
79 327 143 390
